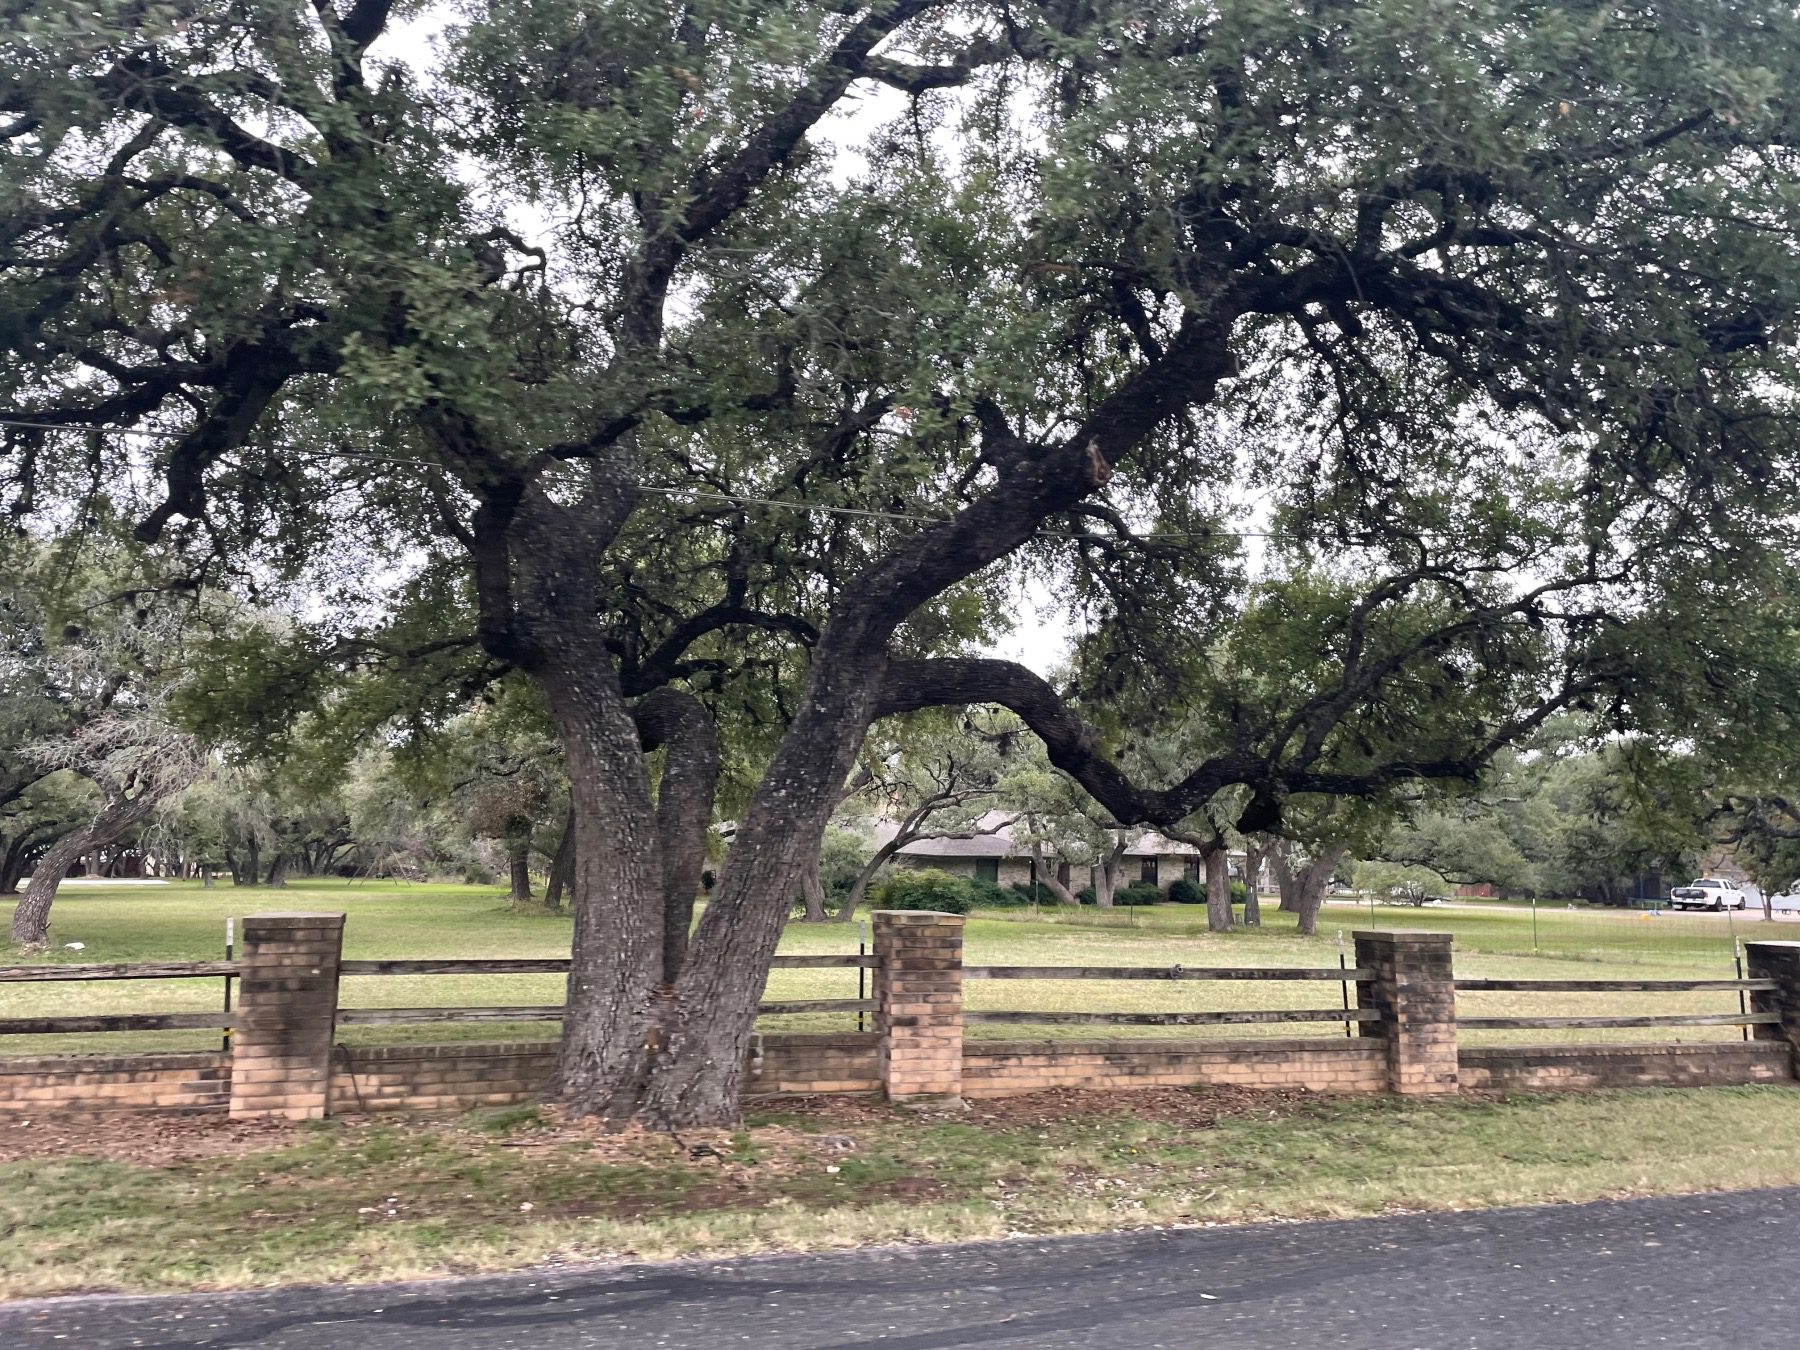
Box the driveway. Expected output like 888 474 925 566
5 1188 1795 1349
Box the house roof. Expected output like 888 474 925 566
889 814 1219 861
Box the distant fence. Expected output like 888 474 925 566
4 916 1799 1119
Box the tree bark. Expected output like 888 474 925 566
1204 844 1234 933
797 864 830 923
265 852 290 888
1294 845 1348 936
544 806 574 913
506 832 533 902
1243 838 1266 927
1094 837 1126 907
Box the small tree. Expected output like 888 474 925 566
10 706 203 947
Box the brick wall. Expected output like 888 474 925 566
751 1034 881 1095
963 1037 1387 1098
0 1051 229 1117
1459 1042 1793 1091
330 1042 556 1113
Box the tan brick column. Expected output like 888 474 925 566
1354 930 1458 1095
872 910 964 1102
1745 941 1800 1078
229 912 346 1120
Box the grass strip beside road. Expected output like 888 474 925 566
4 1084 1800 1299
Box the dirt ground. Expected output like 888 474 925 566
0 1085 1334 1167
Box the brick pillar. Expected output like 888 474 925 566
1745 941 1800 1078
1354 930 1458 1095
229 912 346 1120
872 909 964 1102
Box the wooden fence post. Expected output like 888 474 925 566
873 909 964 1103
1354 930 1458 1095
228 912 346 1120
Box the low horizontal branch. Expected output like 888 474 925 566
0 1011 234 1033
0 960 240 982
963 965 1371 981
1459 1012 1782 1029
1455 978 1779 993
963 1008 1380 1026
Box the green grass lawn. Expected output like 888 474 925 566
3 880 1792 1056
5 1085 1800 1297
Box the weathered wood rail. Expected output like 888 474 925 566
0 960 238 982
0 950 880 1034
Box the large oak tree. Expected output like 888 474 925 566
8 0 1800 1122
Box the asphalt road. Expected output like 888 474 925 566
7 1188 1799 1349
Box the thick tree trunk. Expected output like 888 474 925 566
201 864 215 889
506 833 533 902
544 806 574 913
1293 845 1347 937
1094 838 1125 907
265 852 290 888
1029 843 1079 904
1204 845 1234 933
797 864 830 922
541 664 669 1115
1243 839 1266 927
634 654 886 1125
1272 843 1303 912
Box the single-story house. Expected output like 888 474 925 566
889 814 1249 898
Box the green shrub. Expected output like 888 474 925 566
1168 877 1205 905
1115 881 1163 906
1004 880 1054 906
965 877 1016 909
875 867 974 915
1076 885 1097 905
1230 880 1249 907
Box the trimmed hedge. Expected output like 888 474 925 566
874 867 975 915
1168 877 1205 905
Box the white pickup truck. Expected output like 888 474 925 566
1667 878 1748 912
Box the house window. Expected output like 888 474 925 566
1183 858 1201 883
974 857 1000 884
1140 857 1158 887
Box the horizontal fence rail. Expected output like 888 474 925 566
964 964 1371 981
964 1008 1380 1027
334 954 876 977
1456 978 1778 993
0 1011 235 1034
0 960 239 982
332 998 880 1026
339 959 567 976
1460 1012 1782 1030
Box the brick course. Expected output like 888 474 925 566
1458 1042 1792 1090
0 1052 229 1117
963 1037 1386 1097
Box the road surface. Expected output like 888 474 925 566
5 1187 1796 1348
